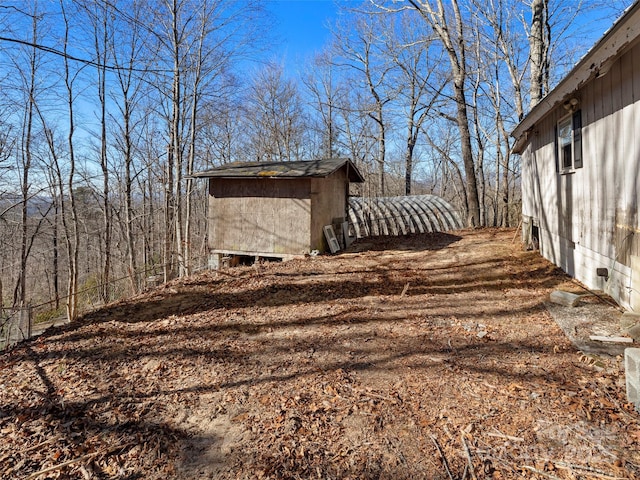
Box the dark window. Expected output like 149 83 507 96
556 109 583 172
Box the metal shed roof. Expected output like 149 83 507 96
192 158 365 183
348 195 463 238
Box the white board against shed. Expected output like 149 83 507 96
323 225 341 254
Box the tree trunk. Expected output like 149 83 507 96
497 112 512 227
409 0 480 226
13 8 38 308
165 0 182 282
96 6 111 303
529 0 549 108
184 84 200 277
470 37 485 225
60 1 80 321
405 137 414 196
184 8 207 277
164 146 175 283
375 105 386 196
109 0 145 294
453 75 481 227
53 200 59 308
123 108 137 292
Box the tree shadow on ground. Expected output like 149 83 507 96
347 231 463 252
1 230 601 479
2 304 577 476
40 247 566 340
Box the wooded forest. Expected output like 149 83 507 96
0 0 631 321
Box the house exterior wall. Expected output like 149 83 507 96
310 169 349 251
521 42 640 310
208 178 312 256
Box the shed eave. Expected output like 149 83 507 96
191 158 365 183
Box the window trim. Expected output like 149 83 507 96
555 109 583 173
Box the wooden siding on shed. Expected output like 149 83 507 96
310 170 348 251
208 178 312 255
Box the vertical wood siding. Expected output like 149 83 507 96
207 170 350 256
521 41 640 308
208 178 312 255
310 170 348 251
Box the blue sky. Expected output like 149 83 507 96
264 0 630 76
266 0 345 69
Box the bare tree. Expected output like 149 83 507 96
481 0 528 121
183 2 234 275
424 125 468 211
302 52 342 158
0 0 627 319
198 82 244 166
59 0 81 321
469 19 489 225
529 0 550 108
150 0 267 279
403 0 481 226
11 4 42 308
110 0 150 292
245 62 309 162
335 83 378 190
0 0 275 309
477 0 525 226
78 0 114 301
383 10 445 195
333 12 396 196
0 118 15 309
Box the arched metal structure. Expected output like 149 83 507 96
348 195 463 238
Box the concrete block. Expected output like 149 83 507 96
208 253 222 270
621 312 640 332
549 290 582 307
628 324 640 342
626 348 640 411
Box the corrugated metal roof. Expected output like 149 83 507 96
348 195 463 238
192 158 364 183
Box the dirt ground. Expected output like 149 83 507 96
1 229 639 479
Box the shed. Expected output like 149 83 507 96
192 158 364 266
511 2 640 310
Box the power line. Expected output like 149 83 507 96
0 35 170 74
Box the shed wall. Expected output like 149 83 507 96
310 170 349 251
521 41 640 310
208 178 312 255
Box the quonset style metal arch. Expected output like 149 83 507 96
348 195 463 238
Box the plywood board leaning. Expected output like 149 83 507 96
323 225 341 253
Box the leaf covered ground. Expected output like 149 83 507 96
1 229 638 479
